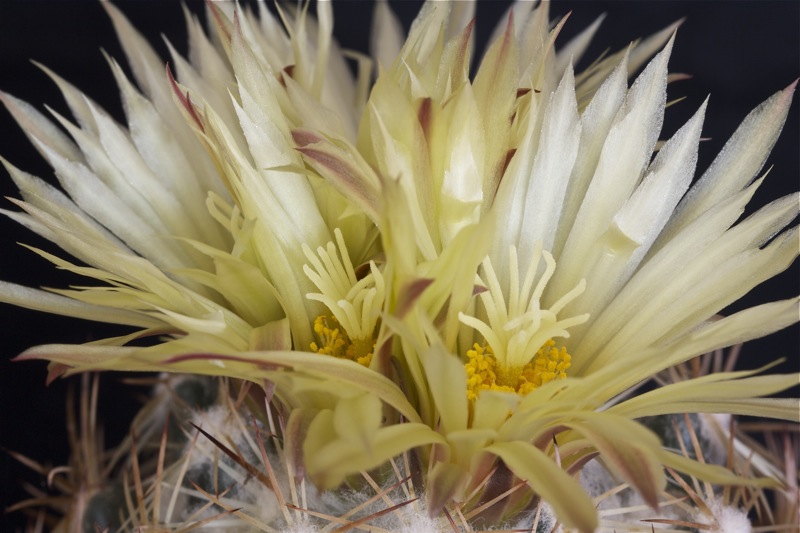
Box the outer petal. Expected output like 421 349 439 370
656 81 797 248
487 440 599 533
549 37 672 301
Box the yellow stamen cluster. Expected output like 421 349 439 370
310 315 374 367
303 228 384 368
465 340 571 401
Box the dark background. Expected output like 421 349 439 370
0 1 797 530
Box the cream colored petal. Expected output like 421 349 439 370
229 25 293 143
475 395 518 436
108 59 229 249
627 20 682 76
445 1 476 43
437 84 484 243
105 3 224 198
248 4 290 69
555 14 605 78
421 219 494 349
89 101 202 240
177 239 283 327
193 349 426 424
563 415 665 510
31 141 192 270
0 281 162 329
294 131 382 223
518 3 558 91
165 39 247 155
473 13 519 202
236 91 328 246
584 200 797 371
182 4 234 84
610 373 800 420
283 75 349 140
46 106 167 233
554 54 629 257
305 410 444 489
102 2 173 115
33 63 100 134
657 297 800 369
656 81 797 248
203 102 329 251
487 440 599 533
613 98 706 276
484 0 536 55
402 1 451 69
655 449 779 488
657 227 797 343
550 37 672 301
573 21 678 108
1 208 59 247
422 345 468 434
493 66 581 273
566 99 706 348
366 96 438 259
15 343 138 368
371 0 404 71
2 159 126 249
582 298 799 402
0 90 82 163
575 176 764 365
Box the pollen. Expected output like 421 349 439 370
465 339 571 401
303 228 384 367
310 314 373 367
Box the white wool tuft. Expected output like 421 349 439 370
580 459 624 511
704 499 753 533
180 406 282 530
394 511 445 533
284 525 325 533
189 405 232 434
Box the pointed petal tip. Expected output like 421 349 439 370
45 363 70 385
166 63 205 131
0 89 17 107
503 6 515 35
98 0 118 18
665 31 677 49
669 17 686 33
12 347 44 363
206 0 232 43
231 4 243 39
459 17 477 47
667 72 693 83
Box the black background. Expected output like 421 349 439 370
0 1 797 530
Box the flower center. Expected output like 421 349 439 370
310 314 375 366
303 228 384 367
465 340 572 400
459 243 587 399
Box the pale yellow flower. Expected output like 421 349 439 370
0 1 377 378
1 2 797 531
275 3 798 530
